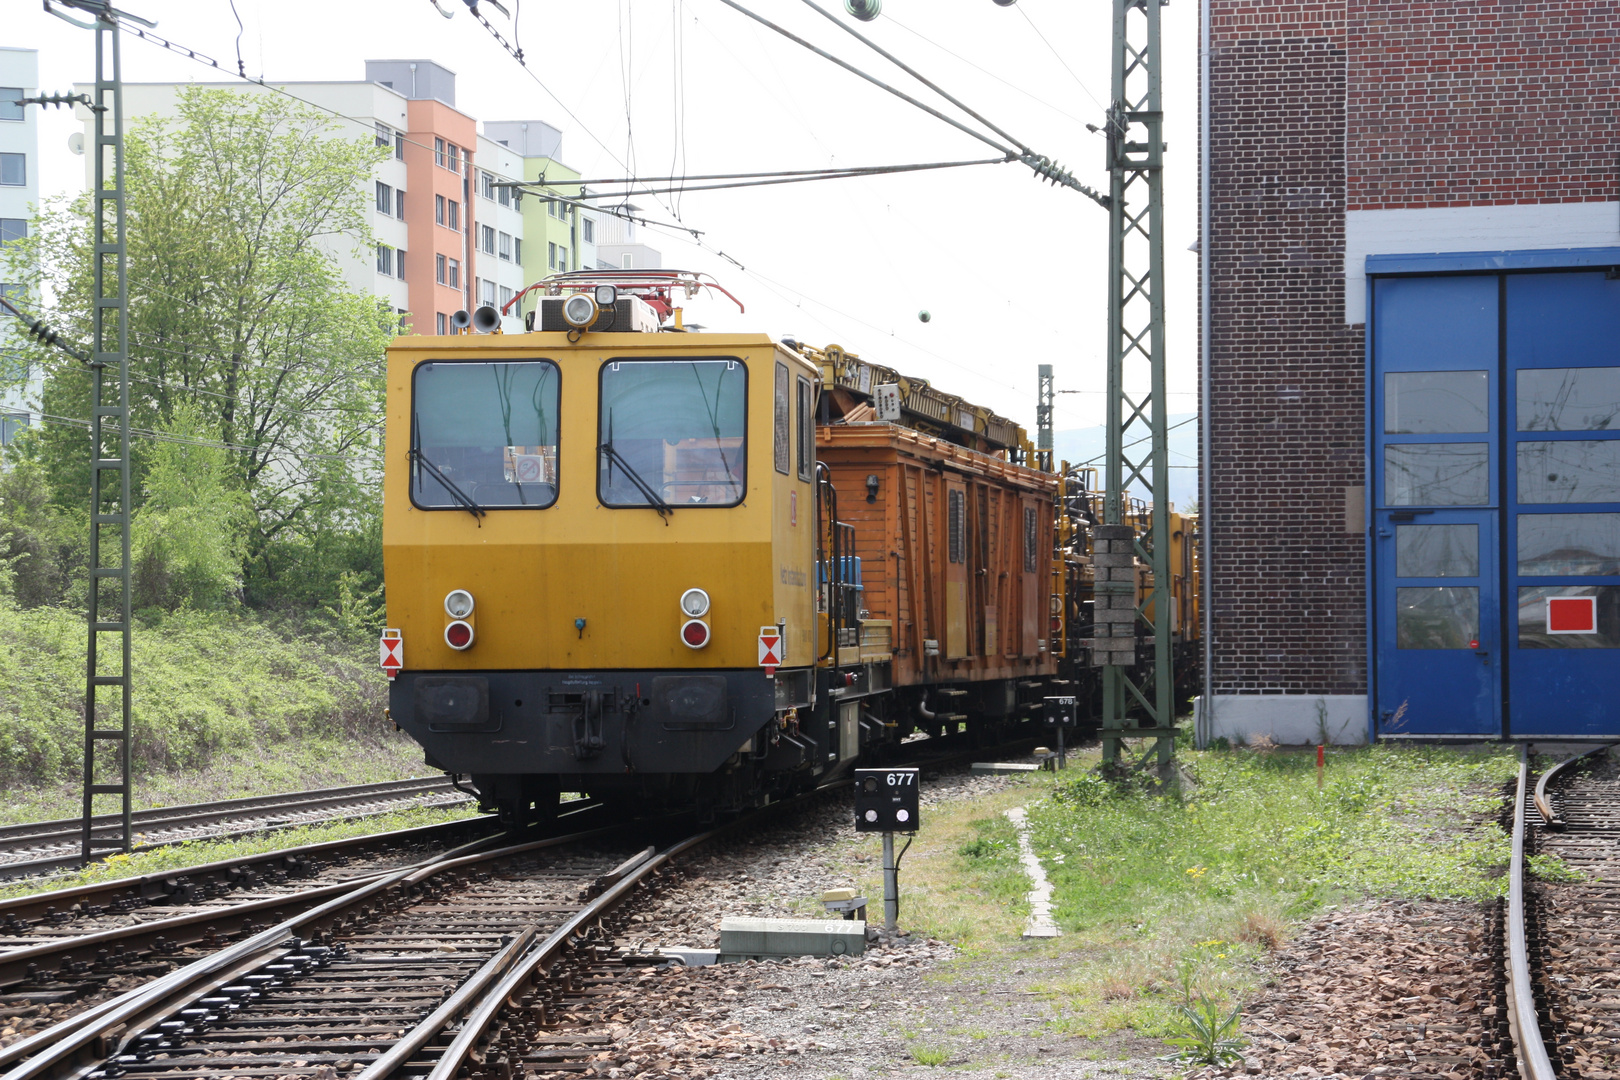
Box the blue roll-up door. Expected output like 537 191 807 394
1370 258 1620 740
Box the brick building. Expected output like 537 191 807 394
1199 2 1620 743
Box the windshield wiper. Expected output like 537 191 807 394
600 441 673 522
409 446 486 524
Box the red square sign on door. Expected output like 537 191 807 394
1547 596 1598 635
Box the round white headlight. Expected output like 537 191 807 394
445 589 475 619
680 588 711 618
561 293 598 328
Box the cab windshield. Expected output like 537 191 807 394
411 360 559 510
599 358 747 508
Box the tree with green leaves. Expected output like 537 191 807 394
2 86 395 612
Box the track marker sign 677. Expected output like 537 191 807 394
380 628 403 680
759 626 783 672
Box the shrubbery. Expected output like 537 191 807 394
0 598 389 786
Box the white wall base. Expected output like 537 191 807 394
1194 694 1369 747
1344 202 1620 324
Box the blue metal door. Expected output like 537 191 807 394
1504 272 1620 738
1371 275 1502 737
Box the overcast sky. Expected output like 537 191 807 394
15 0 1199 438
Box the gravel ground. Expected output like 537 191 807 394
575 768 1173 1080
1181 899 1504 1080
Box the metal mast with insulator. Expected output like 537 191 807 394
1099 0 1175 774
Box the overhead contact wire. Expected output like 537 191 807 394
710 0 1019 159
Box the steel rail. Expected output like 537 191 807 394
0 814 495 926
0 822 614 1080
1531 743 1613 830
418 830 714 1080
1508 750 1557 1080
0 776 467 872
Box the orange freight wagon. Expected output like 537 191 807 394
817 422 1060 704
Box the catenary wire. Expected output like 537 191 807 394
710 0 1018 158
1016 5 1108 114
884 13 1095 130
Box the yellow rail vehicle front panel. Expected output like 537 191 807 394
382 333 820 673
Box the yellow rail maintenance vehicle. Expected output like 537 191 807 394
382 272 849 825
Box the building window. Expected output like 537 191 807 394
499 285 514 307
621 253 635 270
558 245 568 270
375 181 392 215
498 231 511 261
434 137 445 168
447 143 460 173
435 253 446 285
395 131 405 161
396 191 405 220
479 171 494 200
497 183 511 208
0 413 30 447
375 122 391 148
548 242 557 270
0 90 23 123
396 249 405 278
479 278 496 306
436 312 447 335
514 238 521 264
0 154 24 187
481 224 495 254
376 244 393 275
446 199 459 231
435 194 445 226
0 283 22 315
446 257 460 288
0 218 25 244
582 218 594 244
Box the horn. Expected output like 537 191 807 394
450 309 472 330
472 305 502 333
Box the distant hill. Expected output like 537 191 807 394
1050 412 1199 510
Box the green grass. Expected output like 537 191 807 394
0 601 391 788
0 735 435 826
947 742 1520 1041
0 802 482 902
909 1046 951 1066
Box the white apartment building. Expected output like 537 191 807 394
0 47 40 446
472 134 529 315
75 77 413 318
594 204 663 271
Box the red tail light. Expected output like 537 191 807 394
445 620 474 650
681 619 710 649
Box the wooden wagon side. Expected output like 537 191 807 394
817 422 1059 691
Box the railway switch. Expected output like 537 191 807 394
854 768 919 833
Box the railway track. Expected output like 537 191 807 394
1506 745 1620 1080
0 776 475 880
0 803 755 1080
0 736 1021 1080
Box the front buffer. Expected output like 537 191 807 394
390 666 820 818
